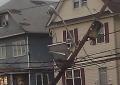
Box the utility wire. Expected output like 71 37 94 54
0 52 119 72
55 52 120 71
0 45 120 64
76 47 120 60
0 51 118 65
0 28 118 47
82 46 101 67
75 52 120 65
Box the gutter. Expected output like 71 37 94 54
48 12 120 29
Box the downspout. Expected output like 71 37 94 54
26 34 31 85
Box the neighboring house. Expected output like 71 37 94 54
47 0 120 85
0 0 57 85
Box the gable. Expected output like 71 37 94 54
53 0 111 22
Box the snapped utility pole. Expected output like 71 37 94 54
50 20 102 85
49 0 111 85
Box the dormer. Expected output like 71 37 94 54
0 14 8 28
48 0 111 23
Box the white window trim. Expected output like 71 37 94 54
0 14 8 28
0 44 6 59
65 68 82 85
36 73 49 85
99 67 108 85
96 25 106 44
12 40 26 57
65 30 75 48
73 0 87 8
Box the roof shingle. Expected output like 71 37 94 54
0 0 57 36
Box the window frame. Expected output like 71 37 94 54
0 44 6 59
63 28 78 47
73 0 87 8
36 73 50 85
91 22 109 45
96 26 105 43
12 40 26 57
73 0 79 8
0 76 8 85
99 67 108 85
65 68 82 85
0 14 8 28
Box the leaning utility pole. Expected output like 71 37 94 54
49 0 111 85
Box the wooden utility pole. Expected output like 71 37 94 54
49 0 111 85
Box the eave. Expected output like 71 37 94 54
48 11 117 29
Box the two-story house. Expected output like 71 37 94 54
0 0 57 85
47 0 120 85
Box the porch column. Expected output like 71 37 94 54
10 74 13 85
29 71 31 85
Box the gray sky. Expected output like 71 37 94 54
0 0 10 6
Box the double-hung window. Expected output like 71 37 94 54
0 44 6 59
63 29 78 47
73 0 79 8
0 76 8 85
92 22 109 45
99 67 108 85
12 40 26 57
36 73 50 85
97 26 105 43
63 68 85 85
73 0 87 8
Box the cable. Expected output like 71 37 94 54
0 45 118 64
52 52 120 70
76 47 119 60
82 46 101 67
0 52 119 73
75 52 120 66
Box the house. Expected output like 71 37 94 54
47 0 120 85
0 0 57 85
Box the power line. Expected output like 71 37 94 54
54 52 120 71
0 52 119 73
76 47 119 61
82 46 101 67
75 52 120 66
0 43 119 65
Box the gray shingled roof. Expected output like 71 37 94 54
0 0 57 36
102 0 120 13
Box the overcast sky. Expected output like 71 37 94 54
0 0 10 6
0 0 59 7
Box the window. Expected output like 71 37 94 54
73 0 79 8
73 0 87 8
36 73 50 85
91 22 109 45
0 76 8 85
0 14 8 28
63 29 78 47
0 44 6 59
63 68 85 85
99 67 108 85
12 40 26 57
13 74 28 85
97 26 105 43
